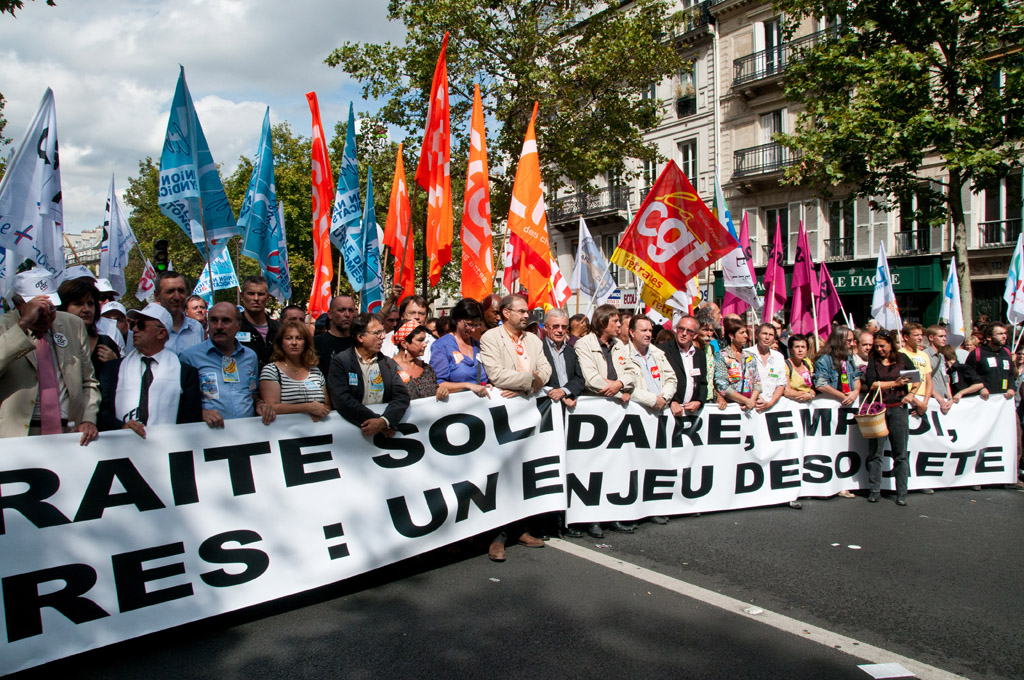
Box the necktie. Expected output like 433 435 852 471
35 335 62 435
138 356 155 425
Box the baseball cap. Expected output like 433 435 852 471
95 278 117 296
127 303 173 332
10 268 61 306
101 300 127 318
58 265 97 283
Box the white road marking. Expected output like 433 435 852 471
548 538 967 680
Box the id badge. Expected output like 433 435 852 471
348 372 359 386
236 331 252 343
222 356 240 383
452 351 465 364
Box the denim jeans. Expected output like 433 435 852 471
866 405 909 494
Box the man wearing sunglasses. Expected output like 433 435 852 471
658 314 709 417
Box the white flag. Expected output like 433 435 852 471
715 173 762 312
0 89 65 277
99 174 138 298
568 216 615 304
939 256 965 348
1003 234 1024 324
136 259 158 303
870 242 902 331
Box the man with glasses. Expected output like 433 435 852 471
541 308 584 409
328 312 409 438
657 314 708 416
479 294 552 561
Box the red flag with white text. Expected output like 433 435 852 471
306 92 335 318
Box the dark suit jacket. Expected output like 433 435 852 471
657 339 709 405
97 356 203 431
239 315 280 366
328 348 410 428
542 339 586 399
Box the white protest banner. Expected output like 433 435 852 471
0 392 565 675
564 396 1016 524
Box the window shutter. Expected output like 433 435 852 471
855 197 871 257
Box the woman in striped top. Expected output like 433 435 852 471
259 320 331 421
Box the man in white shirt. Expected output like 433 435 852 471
745 323 786 412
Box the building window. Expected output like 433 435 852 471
643 158 658 191
602 234 628 286
641 82 656 101
678 139 697 182
980 171 1023 246
827 199 854 258
764 206 789 262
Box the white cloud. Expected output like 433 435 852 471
0 0 405 233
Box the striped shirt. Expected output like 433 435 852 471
259 364 327 405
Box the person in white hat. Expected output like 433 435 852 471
97 303 202 438
0 268 100 444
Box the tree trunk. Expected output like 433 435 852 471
948 166 973 338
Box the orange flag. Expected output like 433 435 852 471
306 92 335 319
385 143 416 300
507 102 555 309
461 83 494 301
415 32 453 287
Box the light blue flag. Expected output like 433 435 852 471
159 66 238 246
330 103 364 288
569 216 615 303
239 108 291 303
192 240 239 305
360 167 383 313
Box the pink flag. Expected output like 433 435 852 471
722 213 758 316
816 261 843 337
789 222 819 334
762 217 787 322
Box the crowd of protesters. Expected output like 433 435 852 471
2 266 1022 561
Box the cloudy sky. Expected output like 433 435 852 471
0 0 406 234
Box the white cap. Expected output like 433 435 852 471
95 278 117 295
101 300 127 317
127 302 173 332
58 265 97 283
10 267 61 305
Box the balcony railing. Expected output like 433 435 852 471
733 142 801 178
823 237 853 261
978 218 1022 248
675 1 712 38
675 95 697 118
733 27 839 86
893 228 931 255
548 184 631 223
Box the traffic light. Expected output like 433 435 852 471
153 239 169 273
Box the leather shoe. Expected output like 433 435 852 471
920 488 935 495
518 532 545 548
586 523 604 539
896 495 908 506
789 501 803 510
488 541 506 562
649 516 669 525
608 521 635 533
563 526 585 538
867 492 880 503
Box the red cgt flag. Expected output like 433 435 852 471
385 143 416 300
306 92 335 319
415 32 453 287
611 161 736 307
461 83 494 302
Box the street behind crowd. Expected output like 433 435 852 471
10 486 1022 680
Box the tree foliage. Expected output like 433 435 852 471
326 0 686 220
0 91 9 179
0 0 55 18
776 0 1024 328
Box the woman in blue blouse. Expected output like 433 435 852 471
429 298 491 396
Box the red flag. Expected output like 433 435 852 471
610 161 736 307
503 231 523 294
461 83 494 301
549 257 572 309
306 92 335 319
507 102 556 309
762 217 787 322
816 261 843 337
385 143 416 300
416 32 453 286
790 222 818 335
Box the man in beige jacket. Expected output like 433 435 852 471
574 303 634 403
0 268 100 444
478 293 552 562
616 315 677 412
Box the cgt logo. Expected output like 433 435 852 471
636 197 711 274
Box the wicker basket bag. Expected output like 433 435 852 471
855 387 888 439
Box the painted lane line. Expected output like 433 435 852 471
548 538 967 680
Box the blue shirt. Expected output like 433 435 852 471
167 315 205 355
429 333 487 385
179 339 259 419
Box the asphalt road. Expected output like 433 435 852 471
9 486 1023 680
